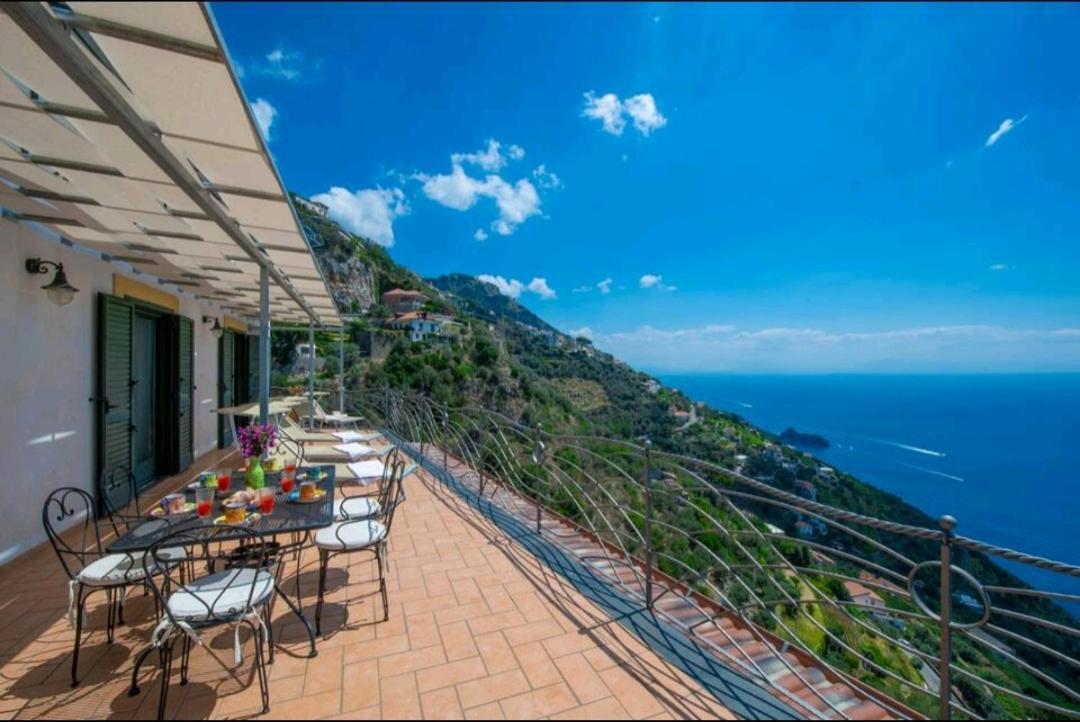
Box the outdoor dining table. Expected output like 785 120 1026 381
107 464 337 660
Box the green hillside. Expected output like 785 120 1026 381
282 197 1078 720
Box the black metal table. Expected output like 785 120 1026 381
107 465 336 659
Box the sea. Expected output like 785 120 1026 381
656 373 1080 600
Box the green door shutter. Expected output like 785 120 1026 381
218 331 235 447
248 334 261 402
177 316 194 468
97 294 134 512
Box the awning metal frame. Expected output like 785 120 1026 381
4 1 327 328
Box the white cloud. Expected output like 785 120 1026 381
478 274 525 298
624 94 667 136
582 92 626 135
584 324 1080 373
473 228 488 241
639 273 676 291
988 263 1011 271
527 277 557 300
416 140 552 236
569 327 594 339
572 277 613 294
253 47 320 82
250 98 277 141
478 274 557 301
582 91 666 137
985 115 1028 147
452 139 524 172
532 164 562 189
310 187 408 247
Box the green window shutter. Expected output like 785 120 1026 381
248 333 260 402
218 331 235 447
97 294 133 512
177 316 194 468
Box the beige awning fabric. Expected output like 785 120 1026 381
0 3 340 327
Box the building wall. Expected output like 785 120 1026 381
0 219 222 565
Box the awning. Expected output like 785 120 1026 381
0 2 340 327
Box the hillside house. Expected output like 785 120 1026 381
382 288 428 314
290 342 325 376
386 311 452 342
795 480 817 501
296 196 329 218
844 581 886 610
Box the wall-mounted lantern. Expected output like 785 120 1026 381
25 257 78 306
203 315 224 338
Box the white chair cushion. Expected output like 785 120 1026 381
333 443 377 460
315 520 386 551
78 546 187 586
167 568 275 622
79 553 151 585
333 496 380 521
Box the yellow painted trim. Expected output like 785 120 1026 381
223 316 248 333
113 274 179 313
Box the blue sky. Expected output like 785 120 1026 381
211 2 1080 373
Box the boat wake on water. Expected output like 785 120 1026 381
897 461 964 482
847 433 947 458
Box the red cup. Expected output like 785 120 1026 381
281 476 295 494
217 474 231 494
197 500 213 518
259 490 276 514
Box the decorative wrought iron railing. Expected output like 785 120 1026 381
337 387 1079 720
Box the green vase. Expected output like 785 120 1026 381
245 461 265 490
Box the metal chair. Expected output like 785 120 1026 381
133 524 279 719
315 453 407 634
42 487 160 686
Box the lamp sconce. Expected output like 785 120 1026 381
203 315 224 338
25 258 78 307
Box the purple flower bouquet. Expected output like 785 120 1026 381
237 423 278 459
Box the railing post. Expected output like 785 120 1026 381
419 392 426 458
441 409 448 470
477 411 486 497
532 424 544 535
643 439 654 610
938 514 956 721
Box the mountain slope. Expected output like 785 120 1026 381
428 273 558 332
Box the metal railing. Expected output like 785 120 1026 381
340 387 1079 720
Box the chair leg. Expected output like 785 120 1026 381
128 643 155 696
377 545 389 622
179 634 191 685
117 587 126 626
264 600 275 664
156 641 174 721
71 584 85 687
105 589 115 645
315 549 329 636
253 624 270 714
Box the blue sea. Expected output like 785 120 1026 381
657 373 1080 599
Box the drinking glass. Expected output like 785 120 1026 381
281 473 295 495
196 487 214 518
259 486 276 514
216 471 231 494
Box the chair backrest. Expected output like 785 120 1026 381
42 487 102 581
147 524 276 627
98 466 141 535
380 454 407 535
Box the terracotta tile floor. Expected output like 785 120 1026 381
0 451 737 720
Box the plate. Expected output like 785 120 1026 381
212 513 262 526
151 502 196 517
287 489 327 504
